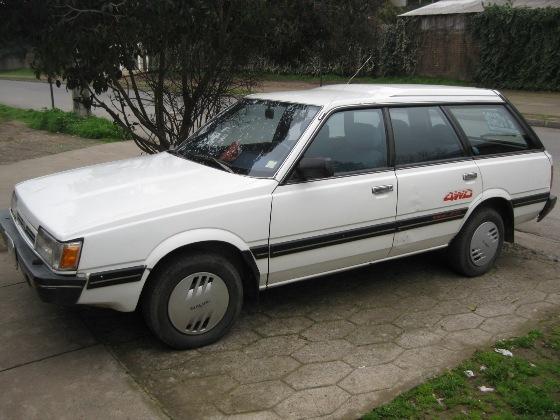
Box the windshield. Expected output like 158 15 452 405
173 99 320 177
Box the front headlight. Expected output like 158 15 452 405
35 227 82 271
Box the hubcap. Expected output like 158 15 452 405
168 272 229 335
470 221 500 267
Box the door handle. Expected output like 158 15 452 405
372 185 394 195
463 172 478 181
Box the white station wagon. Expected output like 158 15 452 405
1 85 556 349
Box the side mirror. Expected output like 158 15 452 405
296 157 334 180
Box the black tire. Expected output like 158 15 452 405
447 207 505 277
142 252 243 349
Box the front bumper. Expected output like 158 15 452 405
537 194 557 222
0 209 85 305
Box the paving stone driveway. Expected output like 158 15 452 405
0 128 558 419
81 244 560 419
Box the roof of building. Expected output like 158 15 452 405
247 84 501 107
400 0 560 17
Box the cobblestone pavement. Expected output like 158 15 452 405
81 244 560 419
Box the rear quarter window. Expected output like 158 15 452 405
447 105 532 156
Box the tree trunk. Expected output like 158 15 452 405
72 87 91 117
48 77 55 109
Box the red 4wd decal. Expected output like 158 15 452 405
444 189 473 202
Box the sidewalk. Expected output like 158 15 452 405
254 81 560 128
503 90 560 128
0 142 167 420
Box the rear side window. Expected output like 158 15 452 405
304 108 387 175
389 106 465 165
447 105 530 156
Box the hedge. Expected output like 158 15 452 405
470 5 560 91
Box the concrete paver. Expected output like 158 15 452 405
216 381 294 414
292 340 356 364
274 386 350 419
338 364 404 394
284 361 353 390
342 342 404 368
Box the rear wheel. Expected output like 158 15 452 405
142 252 243 349
447 207 504 277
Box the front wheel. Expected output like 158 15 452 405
142 252 243 349
447 207 504 277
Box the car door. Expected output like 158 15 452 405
267 107 397 286
388 105 482 257
446 104 552 225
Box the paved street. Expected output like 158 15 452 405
2 79 560 126
0 79 112 118
515 127 560 256
0 128 558 419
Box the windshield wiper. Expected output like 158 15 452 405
205 156 235 173
181 152 234 174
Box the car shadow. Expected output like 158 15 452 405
78 248 455 348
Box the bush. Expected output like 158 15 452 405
0 104 127 140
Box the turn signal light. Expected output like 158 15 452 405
59 242 82 270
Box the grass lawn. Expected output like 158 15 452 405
0 104 127 141
0 68 38 80
364 326 560 419
256 73 471 86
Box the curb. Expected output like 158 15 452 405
526 118 560 129
0 77 44 84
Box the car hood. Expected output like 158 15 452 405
14 152 277 240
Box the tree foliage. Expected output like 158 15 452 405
251 1 417 78
1 0 415 153
470 5 560 91
375 17 419 77
4 0 269 153
257 0 385 76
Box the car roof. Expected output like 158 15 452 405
246 84 503 108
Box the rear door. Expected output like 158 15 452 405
446 104 552 225
388 105 482 256
268 107 397 285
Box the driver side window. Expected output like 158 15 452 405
302 108 388 178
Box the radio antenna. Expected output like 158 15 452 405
347 55 373 84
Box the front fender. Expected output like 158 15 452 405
145 228 252 270
79 229 258 313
